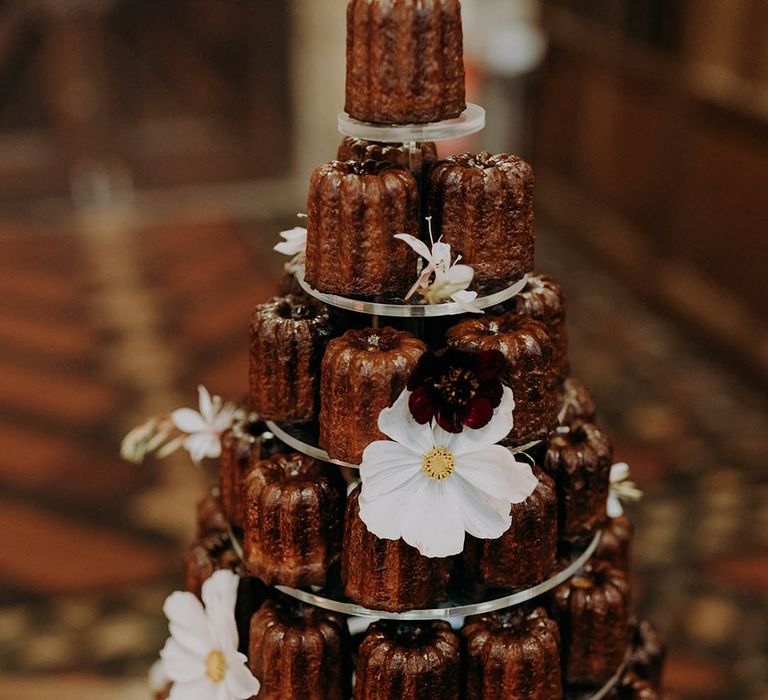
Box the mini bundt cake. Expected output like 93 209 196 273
337 137 438 169
596 515 634 573
355 620 461 699
446 314 559 445
320 327 426 463
626 618 667 689
463 466 557 589
219 417 280 528
305 160 419 296
558 377 597 425
249 294 333 422
544 420 612 542
242 452 346 587
194 487 229 538
462 606 563 700
342 487 452 612
509 274 569 380
249 598 351 700
428 152 534 286
345 0 466 124
183 530 243 598
550 560 631 686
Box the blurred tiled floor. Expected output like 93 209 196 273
0 212 766 698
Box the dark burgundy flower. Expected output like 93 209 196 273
406 348 507 433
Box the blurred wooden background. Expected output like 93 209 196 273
535 0 768 385
0 0 291 200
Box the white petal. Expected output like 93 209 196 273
400 478 466 557
160 638 205 683
450 290 483 314
163 592 213 656
452 477 513 540
358 474 424 540
610 462 630 483
441 386 515 454
171 408 207 433
607 493 624 518
212 404 238 433
455 446 537 504
376 390 435 454
169 678 218 700
202 570 240 651
431 241 453 270
225 651 261 697
360 441 424 498
184 432 220 462
394 233 433 262
447 263 474 287
197 386 215 423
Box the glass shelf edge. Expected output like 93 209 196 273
338 103 486 143
296 267 529 318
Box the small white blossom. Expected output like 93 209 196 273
359 387 537 558
395 220 482 313
171 386 241 463
608 462 643 517
274 226 307 257
160 570 260 700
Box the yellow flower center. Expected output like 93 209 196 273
422 447 455 480
205 649 227 684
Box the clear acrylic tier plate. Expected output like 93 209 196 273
338 103 486 143
229 527 600 621
265 419 540 470
296 267 528 318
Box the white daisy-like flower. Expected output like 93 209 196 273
607 462 643 517
395 223 482 313
274 226 307 257
160 570 260 700
171 386 241 463
359 386 538 558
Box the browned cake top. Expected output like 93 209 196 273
331 326 426 356
254 294 330 327
438 151 533 177
446 314 553 361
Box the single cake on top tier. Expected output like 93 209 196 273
320 327 426 464
242 452 346 588
345 0 466 124
354 620 461 700
550 560 631 686
462 606 563 700
463 466 557 589
446 314 559 445
428 152 535 287
305 160 419 297
249 598 351 700
338 137 438 169
248 294 333 422
544 420 612 542
342 486 452 612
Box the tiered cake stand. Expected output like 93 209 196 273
252 108 628 699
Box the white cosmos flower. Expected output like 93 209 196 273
160 570 260 700
607 462 643 517
171 386 241 463
395 229 482 314
274 226 307 256
359 386 538 557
